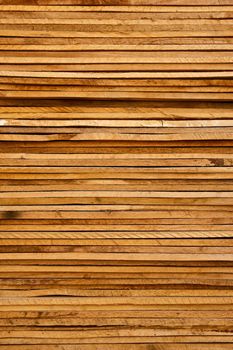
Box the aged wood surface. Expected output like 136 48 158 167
0 1 233 349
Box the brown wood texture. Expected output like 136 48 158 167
0 2 233 349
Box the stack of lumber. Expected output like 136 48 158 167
0 1 233 100
0 1 233 349
1 99 233 348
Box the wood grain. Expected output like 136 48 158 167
0 1 233 349
0 4 232 100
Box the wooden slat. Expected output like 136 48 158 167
0 2 233 348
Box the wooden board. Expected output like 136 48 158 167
0 1 233 349
0 3 233 100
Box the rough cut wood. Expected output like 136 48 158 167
0 1 233 349
0 4 233 100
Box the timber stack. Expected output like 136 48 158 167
0 1 233 349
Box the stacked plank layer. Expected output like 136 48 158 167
0 2 233 99
0 99 233 348
1 1 233 349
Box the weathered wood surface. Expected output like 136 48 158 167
0 1 233 349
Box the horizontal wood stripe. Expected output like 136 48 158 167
1 2 233 348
